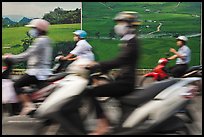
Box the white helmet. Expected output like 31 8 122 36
25 19 50 32
176 36 188 42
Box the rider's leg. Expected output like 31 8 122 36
13 74 40 115
86 81 134 135
170 64 188 77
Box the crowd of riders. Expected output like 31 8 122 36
2 11 193 135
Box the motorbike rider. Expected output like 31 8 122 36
59 30 95 61
2 19 53 115
167 36 191 77
85 11 141 135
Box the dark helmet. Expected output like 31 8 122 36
113 11 142 26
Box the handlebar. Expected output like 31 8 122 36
2 57 14 66
165 52 170 57
2 58 13 79
165 58 170 61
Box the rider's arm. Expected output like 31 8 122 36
172 51 186 60
8 38 44 63
167 55 177 60
61 53 76 60
61 42 87 61
168 48 186 60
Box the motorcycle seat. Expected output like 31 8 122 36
185 65 202 73
118 79 179 106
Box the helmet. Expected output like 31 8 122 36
25 19 50 32
73 30 87 38
176 36 188 42
113 11 142 26
158 58 168 65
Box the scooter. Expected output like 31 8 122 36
139 54 202 87
33 58 201 135
2 56 70 116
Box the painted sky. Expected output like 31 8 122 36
2 2 81 20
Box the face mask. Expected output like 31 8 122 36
73 36 79 42
28 28 38 38
114 24 129 37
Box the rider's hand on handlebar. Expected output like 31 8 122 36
55 55 64 62
68 57 77 61
2 53 12 60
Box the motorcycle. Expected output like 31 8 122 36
2 56 70 116
32 58 201 135
139 54 202 90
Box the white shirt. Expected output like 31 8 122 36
70 40 95 61
176 45 191 64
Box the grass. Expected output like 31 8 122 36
82 2 201 36
87 37 201 69
2 23 81 53
2 24 81 68
87 38 120 61
2 2 201 69
82 2 201 68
